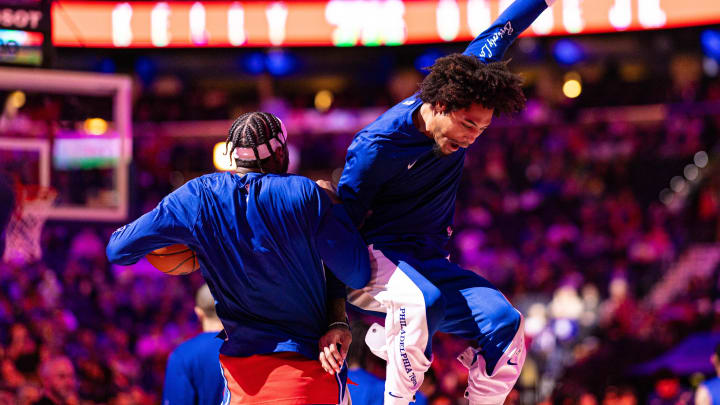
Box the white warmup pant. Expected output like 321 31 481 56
348 245 525 405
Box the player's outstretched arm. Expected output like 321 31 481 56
106 181 200 265
337 137 402 228
464 0 555 63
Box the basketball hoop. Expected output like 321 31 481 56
2 185 57 265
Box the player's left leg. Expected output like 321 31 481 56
348 245 445 405
422 258 525 405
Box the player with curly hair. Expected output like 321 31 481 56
325 0 558 403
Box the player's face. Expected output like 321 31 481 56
430 103 494 156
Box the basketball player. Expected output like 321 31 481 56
106 112 371 404
346 321 385 405
162 284 224 405
695 343 720 405
330 0 557 403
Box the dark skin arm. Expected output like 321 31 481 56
315 179 363 374
318 296 351 375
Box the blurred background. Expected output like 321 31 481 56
1 0 720 404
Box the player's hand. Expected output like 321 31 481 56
318 326 351 374
316 179 341 204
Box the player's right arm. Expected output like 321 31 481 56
106 181 201 265
463 0 554 63
337 135 398 228
312 182 371 290
319 277 352 375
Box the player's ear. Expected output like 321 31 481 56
194 306 205 322
276 145 286 161
268 145 289 174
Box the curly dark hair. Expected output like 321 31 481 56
418 54 526 115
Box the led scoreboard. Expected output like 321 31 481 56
51 0 720 48
1 0 50 65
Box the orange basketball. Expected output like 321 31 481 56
146 244 200 276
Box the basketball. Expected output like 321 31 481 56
146 244 200 276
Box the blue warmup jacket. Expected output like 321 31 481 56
347 368 385 405
703 377 720 405
107 172 371 360
162 332 224 405
338 0 550 257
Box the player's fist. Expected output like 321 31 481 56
318 327 351 374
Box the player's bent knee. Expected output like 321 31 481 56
491 311 525 373
475 295 522 375
484 293 522 342
498 305 522 339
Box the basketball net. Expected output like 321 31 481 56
2 185 57 265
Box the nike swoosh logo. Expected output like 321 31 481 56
388 392 403 399
408 160 418 170
507 359 518 366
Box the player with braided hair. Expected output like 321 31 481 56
107 112 370 404
328 0 558 403
224 111 289 173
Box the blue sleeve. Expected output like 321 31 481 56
313 185 371 290
463 0 551 62
162 350 195 405
106 180 201 265
337 136 395 228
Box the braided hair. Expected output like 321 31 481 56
224 112 288 173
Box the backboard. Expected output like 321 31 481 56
0 67 131 221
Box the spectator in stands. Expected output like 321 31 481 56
162 284 224 405
602 386 637 405
695 343 720 405
647 369 691 405
16 383 42 405
550 381 598 405
33 355 78 405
